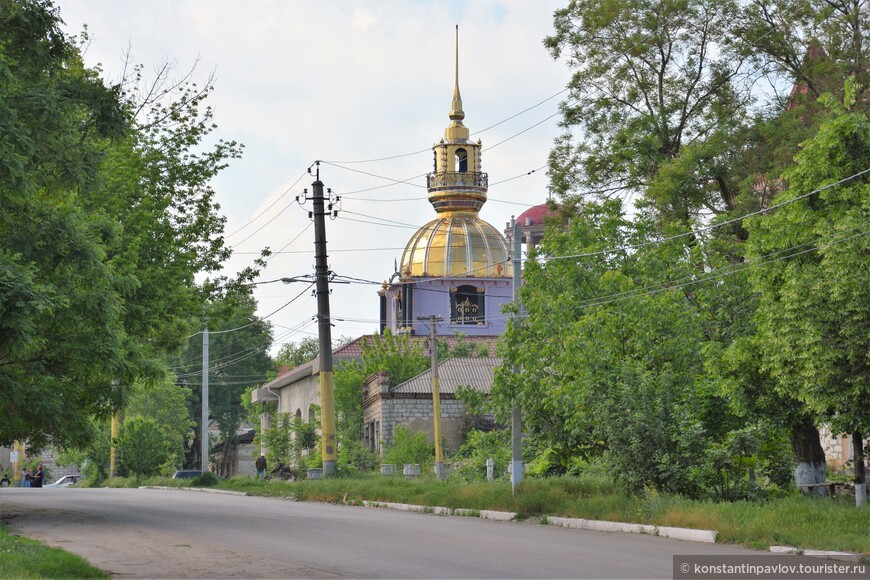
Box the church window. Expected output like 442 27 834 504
451 284 484 324
455 148 468 172
395 294 403 327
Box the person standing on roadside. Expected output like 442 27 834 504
255 454 267 480
23 468 31 487
33 464 44 488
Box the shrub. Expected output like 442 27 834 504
451 429 510 482
382 426 433 468
192 472 221 487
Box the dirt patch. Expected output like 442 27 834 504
3 503 343 579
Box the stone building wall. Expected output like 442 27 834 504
367 395 467 453
819 426 869 470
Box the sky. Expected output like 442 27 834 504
57 1 571 352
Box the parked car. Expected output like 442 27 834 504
171 470 203 479
44 474 82 488
171 470 224 480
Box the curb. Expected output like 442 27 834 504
361 500 517 521
770 546 865 562
138 485 247 497
359 501 716 543
546 516 717 543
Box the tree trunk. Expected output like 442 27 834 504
853 431 866 507
221 438 236 477
187 432 200 470
791 416 826 495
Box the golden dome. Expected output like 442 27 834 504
400 215 512 279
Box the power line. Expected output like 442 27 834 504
531 223 870 318
226 170 309 239
265 222 313 264
176 318 318 378
184 282 314 341
320 88 570 165
340 210 422 229
233 247 406 255
329 222 870 329
337 215 420 230
543 167 870 262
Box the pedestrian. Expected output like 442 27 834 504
23 468 31 488
34 464 44 488
255 454 267 480
0 474 10 487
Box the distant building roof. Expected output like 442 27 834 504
392 357 503 395
515 203 559 227
254 334 500 402
334 334 498 359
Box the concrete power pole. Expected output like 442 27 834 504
201 327 209 472
419 314 445 478
511 223 524 493
312 174 338 477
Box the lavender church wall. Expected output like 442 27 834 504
390 279 512 336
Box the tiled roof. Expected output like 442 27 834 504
391 357 503 395
514 203 560 227
333 334 499 359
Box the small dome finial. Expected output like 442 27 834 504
450 25 464 122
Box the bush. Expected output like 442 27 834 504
382 426 434 468
192 472 221 487
337 439 379 475
451 429 511 482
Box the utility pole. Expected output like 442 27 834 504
109 379 122 478
419 314 445 478
201 327 209 472
511 223 524 493
12 440 23 484
311 166 338 476
110 412 121 477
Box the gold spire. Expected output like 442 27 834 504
449 25 464 123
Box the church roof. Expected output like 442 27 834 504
398 26 512 281
400 216 511 278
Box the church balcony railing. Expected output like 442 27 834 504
427 171 488 191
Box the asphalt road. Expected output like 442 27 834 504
1 487 767 578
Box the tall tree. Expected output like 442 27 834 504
0 0 129 450
746 82 870 505
545 0 750 223
126 379 194 470
172 292 273 472
738 0 870 105
0 0 244 452
116 416 170 482
274 337 321 371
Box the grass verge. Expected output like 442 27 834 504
0 522 107 579
210 475 870 554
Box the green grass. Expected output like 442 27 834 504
0 522 107 579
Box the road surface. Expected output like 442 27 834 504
1 487 768 578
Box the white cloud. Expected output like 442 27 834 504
58 0 569 349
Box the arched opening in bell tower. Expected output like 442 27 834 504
455 148 468 172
